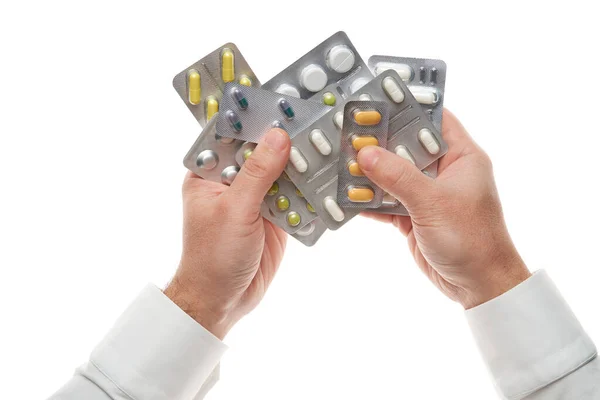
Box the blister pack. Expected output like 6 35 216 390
286 70 446 229
337 101 389 209
235 145 318 233
215 83 332 142
260 203 328 247
183 114 317 237
173 43 260 127
368 56 447 132
262 31 374 103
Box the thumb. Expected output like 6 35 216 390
227 128 291 210
357 146 435 212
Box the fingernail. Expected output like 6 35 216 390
263 128 289 152
357 146 382 172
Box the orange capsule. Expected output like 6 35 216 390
353 110 382 126
347 161 364 176
351 135 379 151
347 187 375 202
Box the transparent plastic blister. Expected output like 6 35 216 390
337 101 389 209
215 83 332 142
183 114 315 236
173 43 260 127
262 31 373 104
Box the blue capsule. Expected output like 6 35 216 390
278 99 294 119
231 88 248 109
226 110 242 132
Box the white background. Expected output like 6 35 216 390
1 1 599 399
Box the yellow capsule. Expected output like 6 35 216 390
353 110 382 126
352 135 379 151
187 69 201 105
347 161 364 176
239 75 252 86
347 187 375 203
205 96 219 121
221 48 235 83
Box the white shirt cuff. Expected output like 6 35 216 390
466 270 597 400
90 284 228 400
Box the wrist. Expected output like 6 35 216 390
164 276 234 340
461 251 531 309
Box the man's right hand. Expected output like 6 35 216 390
357 110 531 309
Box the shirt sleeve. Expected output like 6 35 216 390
466 270 599 400
49 284 228 400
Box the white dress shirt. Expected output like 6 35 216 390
49 270 599 400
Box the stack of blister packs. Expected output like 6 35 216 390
174 32 447 246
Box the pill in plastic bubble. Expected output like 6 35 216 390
287 211 301 227
323 196 344 222
353 110 382 126
430 68 438 84
272 120 284 129
279 99 295 119
323 92 336 106
295 221 315 236
418 128 441 154
187 69 201 105
326 45 355 73
350 77 370 94
275 84 300 98
333 111 344 130
276 195 290 211
382 193 399 207
409 87 439 105
221 48 235 83
295 188 303 198
306 202 315 213
347 186 375 203
206 96 219 121
375 63 413 82
239 75 252 86
300 64 327 92
232 88 248 109
267 182 279 196
243 148 253 160
309 129 332 155
347 161 364 176
196 150 218 169
221 165 239 185
289 147 308 173
359 94 373 101
394 145 416 164
352 135 379 151
382 77 405 103
226 110 242 132
419 67 426 83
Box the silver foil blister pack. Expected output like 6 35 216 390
337 101 389 209
261 203 328 247
173 43 260 127
215 83 331 142
183 114 316 238
262 31 373 103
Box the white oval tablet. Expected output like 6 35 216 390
349 77 370 94
326 45 355 73
323 196 345 222
418 128 441 155
333 111 344 130
309 129 332 155
394 145 416 164
375 62 413 81
382 76 405 103
300 64 327 92
409 86 438 105
289 146 308 173
275 83 301 98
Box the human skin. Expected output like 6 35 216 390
357 109 531 309
166 110 531 339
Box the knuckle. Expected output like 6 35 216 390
242 157 270 180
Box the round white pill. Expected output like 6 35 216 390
326 45 355 73
275 83 301 98
300 64 327 92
